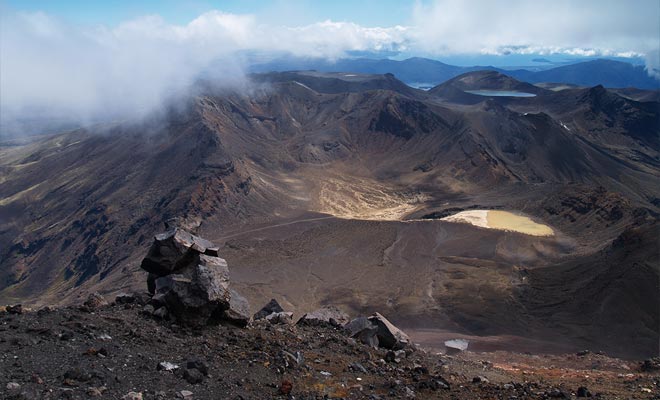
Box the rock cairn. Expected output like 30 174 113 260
140 228 250 327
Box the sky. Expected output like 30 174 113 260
1 0 659 134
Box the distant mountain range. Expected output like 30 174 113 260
250 57 660 90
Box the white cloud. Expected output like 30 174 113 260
1 2 658 135
411 0 659 59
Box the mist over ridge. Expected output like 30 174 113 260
2 0 659 138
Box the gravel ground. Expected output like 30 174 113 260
1 301 658 399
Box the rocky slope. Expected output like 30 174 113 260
0 70 658 360
2 297 660 399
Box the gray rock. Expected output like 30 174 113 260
157 361 179 372
266 311 294 324
222 289 251 327
153 256 230 325
6 382 20 391
444 339 469 354
349 362 368 374
297 305 349 327
177 390 193 399
140 228 220 276
153 307 168 319
142 304 155 315
345 317 380 348
140 228 251 327
83 292 108 311
368 312 410 350
254 299 284 320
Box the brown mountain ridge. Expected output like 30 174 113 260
1 70 658 358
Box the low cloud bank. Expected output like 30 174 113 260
1 1 658 136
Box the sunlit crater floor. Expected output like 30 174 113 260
441 210 554 236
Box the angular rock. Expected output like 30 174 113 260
150 293 167 307
115 293 136 304
177 390 193 400
349 362 368 374
140 228 250 327
6 304 23 314
83 293 108 311
254 299 284 320
153 256 230 325
157 361 179 372
577 386 592 397
385 350 398 363
345 317 379 348
265 311 293 324
140 228 220 275
222 289 251 327
368 313 410 350
122 392 143 400
183 368 204 384
297 305 349 327
444 339 469 354
153 307 168 319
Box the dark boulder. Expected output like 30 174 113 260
345 317 380 348
140 228 248 327
345 313 410 350
115 293 136 304
153 256 231 325
577 386 592 397
140 228 220 276
368 312 410 350
6 304 23 314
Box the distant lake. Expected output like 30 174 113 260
408 82 435 91
465 90 536 97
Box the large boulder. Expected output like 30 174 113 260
140 227 248 327
222 289 251 327
345 313 410 350
297 306 350 327
345 317 380 348
368 312 410 350
153 256 231 325
140 228 220 276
